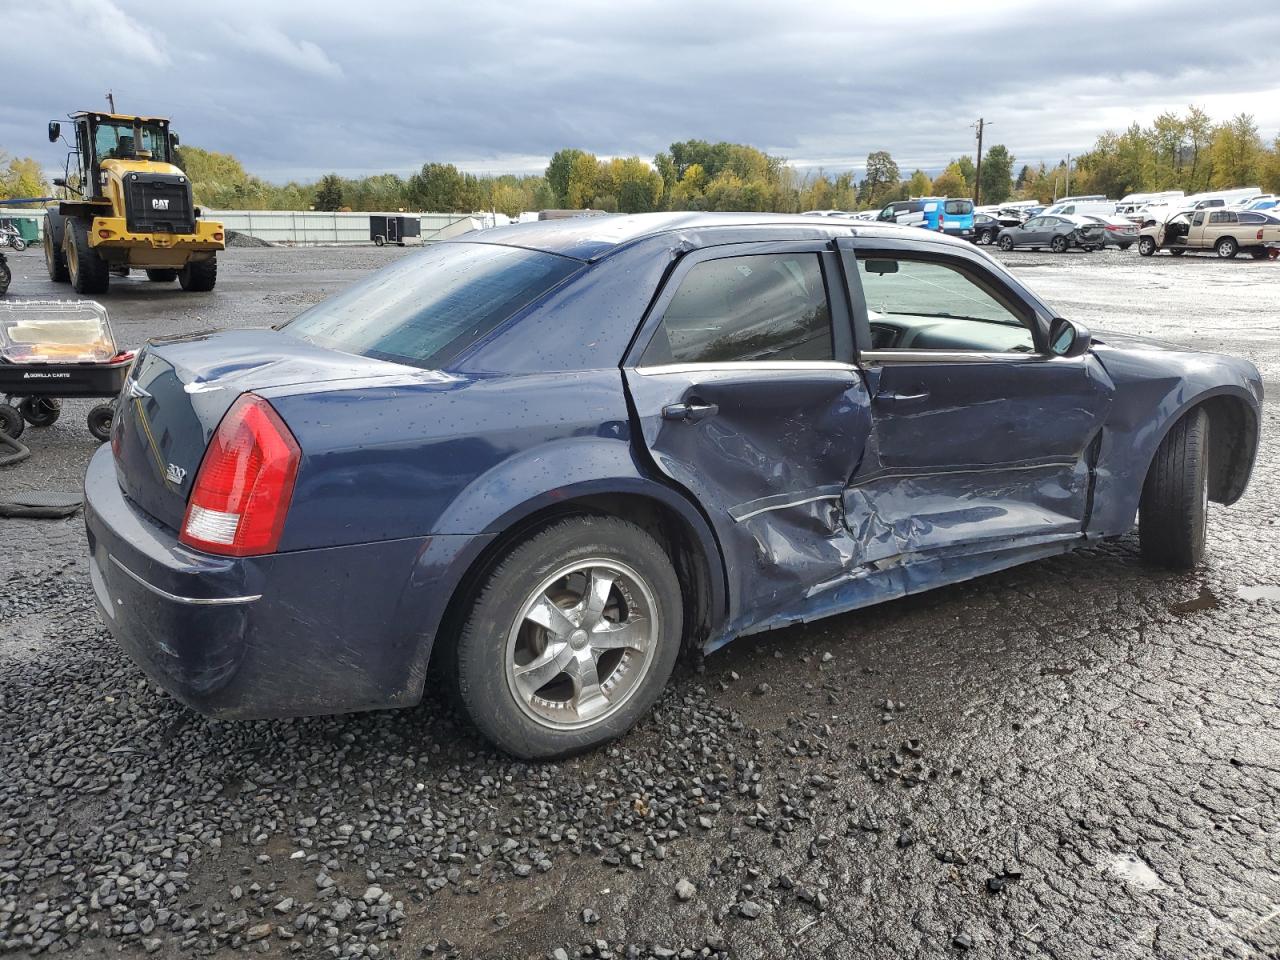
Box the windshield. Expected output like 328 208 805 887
93 120 169 162
944 200 973 215
283 242 582 369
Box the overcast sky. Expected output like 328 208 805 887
5 0 1279 183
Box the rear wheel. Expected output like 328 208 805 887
19 397 61 427
979 229 995 245
1051 235 1069 253
178 256 217 292
454 515 683 759
65 219 109 294
146 268 178 282
1215 236 1238 259
1139 408 1209 570
373 235 386 247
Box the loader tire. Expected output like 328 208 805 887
179 256 217 292
65 219 109 294
44 212 69 282
146 269 178 282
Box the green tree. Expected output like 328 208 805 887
858 150 900 207
954 155 976 186
546 148 588 206
1184 105 1214 191
408 162 466 211
313 173 344 211
978 144 1014 203
1209 113 1263 188
566 152 600 208
905 169 932 197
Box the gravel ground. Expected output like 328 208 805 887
1 242 1278 960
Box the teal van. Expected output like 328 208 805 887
877 197 975 238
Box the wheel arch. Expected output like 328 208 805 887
419 477 729 697
1142 387 1259 506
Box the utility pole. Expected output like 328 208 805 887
973 118 989 205
105 90 116 113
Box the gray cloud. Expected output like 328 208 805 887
4 0 1278 182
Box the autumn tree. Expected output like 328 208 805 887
0 153 50 201
905 169 932 197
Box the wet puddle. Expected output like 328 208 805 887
1168 586 1219 614
1105 853 1166 891
1237 584 1280 602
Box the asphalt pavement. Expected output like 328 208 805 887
1 241 1277 959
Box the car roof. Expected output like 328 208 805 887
451 211 970 262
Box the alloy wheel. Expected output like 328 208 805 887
504 558 659 730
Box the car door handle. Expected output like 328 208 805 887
874 390 929 404
662 400 719 423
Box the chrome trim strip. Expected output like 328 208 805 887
634 360 858 376
732 493 842 522
109 555 262 606
859 350 1053 364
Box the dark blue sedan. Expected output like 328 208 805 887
85 213 1262 758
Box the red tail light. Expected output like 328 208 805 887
938 213 946 231
1258 229 1265 241
179 393 300 557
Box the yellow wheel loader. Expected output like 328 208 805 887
44 112 224 294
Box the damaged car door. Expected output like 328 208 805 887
623 241 870 635
837 238 1114 563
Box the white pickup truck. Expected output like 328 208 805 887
1138 208 1280 259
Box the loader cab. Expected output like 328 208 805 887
50 112 175 200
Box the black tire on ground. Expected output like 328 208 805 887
1139 407 1210 570
10 238 25 252
1170 248 1186 256
453 515 684 759
0 402 24 440
1118 242 1133 250
979 229 995 245
65 219 109 294
44 212 69 282
1051 235 1069 253
19 396 61 427
178 256 217 292
146 268 178 282
1138 237 1157 256
373 235 386 247
0 255 9 295
1249 248 1267 260
86 403 115 443
997 234 1014 251
1215 236 1238 259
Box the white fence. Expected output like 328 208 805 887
210 210 491 245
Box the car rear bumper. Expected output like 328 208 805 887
83 444 480 720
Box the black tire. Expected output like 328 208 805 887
1215 237 1237 259
44 212 69 282
1249 248 1267 260
9 238 25 252
1170 248 1186 256
146 268 178 282
1118 242 1133 251
1139 408 1209 570
179 256 217 292
65 219 109 294
1138 237 1157 256
979 229 995 245
19 396 61 427
997 234 1014 251
373 235 386 247
454 515 683 759
0 402 24 440
0 255 9 296
1051 235 1069 254
87 403 115 443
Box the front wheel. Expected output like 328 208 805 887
10 238 25 252
997 234 1014 251
1139 408 1209 570
1138 237 1156 256
454 515 683 759
1216 237 1238 259
65 219 109 294
178 256 217 291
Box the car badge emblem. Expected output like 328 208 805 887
165 463 187 485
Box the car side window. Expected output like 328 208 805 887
640 253 833 366
1024 217 1042 228
858 256 1035 354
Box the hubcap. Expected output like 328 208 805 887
504 559 659 730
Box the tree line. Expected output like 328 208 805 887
2 107 1277 213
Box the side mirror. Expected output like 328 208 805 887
1049 317 1091 358
170 133 180 147
48 121 61 143
53 177 67 188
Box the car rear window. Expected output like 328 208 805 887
283 243 581 369
944 200 973 215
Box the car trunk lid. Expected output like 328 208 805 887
113 328 423 532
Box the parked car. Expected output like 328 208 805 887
1138 208 1280 258
1041 200 1119 219
997 214 1106 252
1083 214 1138 250
85 213 1262 758
971 212 1003 245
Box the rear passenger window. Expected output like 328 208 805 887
641 254 833 366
